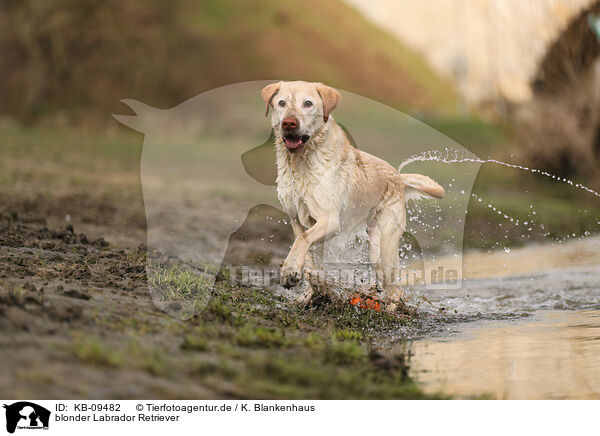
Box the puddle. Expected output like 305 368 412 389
410 310 600 399
397 234 600 399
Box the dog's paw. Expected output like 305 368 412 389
282 274 300 289
280 264 302 289
295 287 314 306
383 286 405 313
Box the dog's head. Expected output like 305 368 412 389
261 81 341 153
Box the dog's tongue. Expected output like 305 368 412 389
284 136 303 149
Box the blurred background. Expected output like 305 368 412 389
2 0 600 250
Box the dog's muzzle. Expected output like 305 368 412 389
283 134 310 152
281 116 309 152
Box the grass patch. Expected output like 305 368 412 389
64 275 434 398
70 336 124 368
182 329 210 352
70 335 172 376
148 263 213 301
326 337 365 365
168 281 432 399
235 325 288 348
427 117 510 157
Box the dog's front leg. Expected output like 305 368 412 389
287 219 315 305
281 215 339 288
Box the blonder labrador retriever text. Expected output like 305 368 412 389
262 81 444 311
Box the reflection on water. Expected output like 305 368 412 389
404 237 600 399
411 310 600 399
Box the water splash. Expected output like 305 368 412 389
470 192 542 235
400 149 600 199
398 149 600 256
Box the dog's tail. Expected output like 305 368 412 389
399 173 445 201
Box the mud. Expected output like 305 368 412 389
0 213 181 397
1 188 431 399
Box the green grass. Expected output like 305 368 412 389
427 117 511 157
70 336 124 368
0 124 142 163
67 281 435 399
464 188 600 249
148 263 214 301
235 325 289 348
0 124 143 205
189 283 432 398
192 284 432 398
70 335 171 376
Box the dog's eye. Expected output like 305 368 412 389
278 100 286 107
304 100 313 107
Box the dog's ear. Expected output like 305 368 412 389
316 83 341 122
261 82 281 117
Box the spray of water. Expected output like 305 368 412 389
400 148 600 252
399 149 600 199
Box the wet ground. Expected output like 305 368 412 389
3 201 598 399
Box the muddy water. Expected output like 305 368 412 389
406 237 600 399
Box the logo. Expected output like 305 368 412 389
3 402 50 434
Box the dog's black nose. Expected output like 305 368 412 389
281 116 298 130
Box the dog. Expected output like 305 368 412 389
261 81 444 311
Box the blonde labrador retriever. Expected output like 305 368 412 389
261 81 444 311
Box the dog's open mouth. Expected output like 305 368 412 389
283 134 310 152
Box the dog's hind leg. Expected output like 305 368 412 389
368 225 382 287
295 285 315 306
295 252 315 305
374 203 406 312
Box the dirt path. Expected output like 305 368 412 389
0 217 216 398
